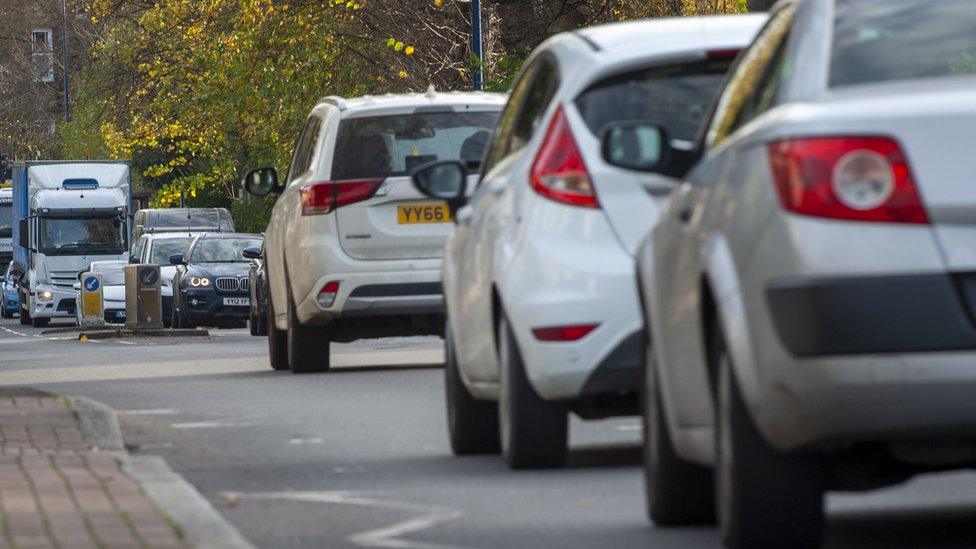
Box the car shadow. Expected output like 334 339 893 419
566 444 642 469
825 509 976 548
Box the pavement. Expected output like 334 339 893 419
3 317 976 548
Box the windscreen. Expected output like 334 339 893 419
331 111 500 179
830 0 976 88
576 58 734 142
151 237 193 265
189 237 263 263
39 217 126 256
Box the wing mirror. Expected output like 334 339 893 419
169 254 185 266
243 167 283 196
600 122 671 173
411 160 468 219
242 246 262 260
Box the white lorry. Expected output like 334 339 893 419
12 161 132 327
0 185 12 272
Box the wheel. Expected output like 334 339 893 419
19 302 30 325
445 323 500 455
172 293 195 329
716 347 826 549
498 316 568 469
32 316 49 328
643 340 714 525
249 310 267 336
267 293 289 371
286 290 331 374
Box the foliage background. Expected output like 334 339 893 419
56 0 748 232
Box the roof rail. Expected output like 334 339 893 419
319 96 348 110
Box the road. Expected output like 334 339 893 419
2 317 976 548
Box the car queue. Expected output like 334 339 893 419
236 0 976 547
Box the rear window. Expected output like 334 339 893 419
151 237 193 265
830 0 976 88
331 111 500 180
575 58 734 142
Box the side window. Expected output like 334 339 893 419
285 117 322 184
705 4 797 149
509 60 558 152
480 57 559 177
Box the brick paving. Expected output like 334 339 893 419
0 396 185 548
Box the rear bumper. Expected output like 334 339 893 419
297 269 444 325
767 273 976 356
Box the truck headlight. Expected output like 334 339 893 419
38 290 54 302
187 277 211 287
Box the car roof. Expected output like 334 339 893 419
194 233 262 240
574 14 768 59
317 88 507 118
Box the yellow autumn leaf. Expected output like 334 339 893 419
398 70 408 79
404 45 415 56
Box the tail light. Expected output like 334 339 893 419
301 179 384 216
317 281 340 308
767 137 928 224
530 107 599 208
532 324 599 342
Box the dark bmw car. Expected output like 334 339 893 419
169 233 264 328
242 243 268 336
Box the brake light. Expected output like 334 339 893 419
300 179 384 216
532 324 599 342
317 281 340 308
767 137 928 224
530 107 599 208
707 49 741 60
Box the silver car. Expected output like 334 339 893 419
614 0 976 547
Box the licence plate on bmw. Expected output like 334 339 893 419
397 203 452 224
223 297 250 306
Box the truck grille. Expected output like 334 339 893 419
51 271 79 290
215 277 248 292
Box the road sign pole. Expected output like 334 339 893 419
471 0 483 91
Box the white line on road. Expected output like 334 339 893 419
221 491 464 549
122 409 180 416
170 421 260 429
288 438 324 445
615 424 641 432
1 326 28 337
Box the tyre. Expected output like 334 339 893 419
643 342 715 525
286 290 331 374
266 294 289 371
172 293 195 329
249 310 267 336
445 323 500 455
498 316 568 469
32 316 49 328
19 303 30 325
716 347 826 549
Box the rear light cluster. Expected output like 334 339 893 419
301 179 384 216
317 281 340 309
767 137 928 224
530 107 599 209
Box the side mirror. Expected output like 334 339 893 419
243 167 282 196
169 254 185 266
242 246 262 260
411 160 468 220
129 256 141 264
600 122 670 173
17 218 29 250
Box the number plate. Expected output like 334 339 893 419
397 203 453 224
223 297 250 306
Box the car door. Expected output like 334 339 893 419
454 57 560 384
268 115 321 323
655 3 797 428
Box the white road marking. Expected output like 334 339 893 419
288 438 324 445
170 421 259 429
1 326 28 337
221 491 463 549
122 409 180 416
137 442 175 450
116 340 137 346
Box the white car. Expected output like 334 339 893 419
244 89 505 373
131 231 201 322
411 15 765 468
74 260 128 325
627 0 976 546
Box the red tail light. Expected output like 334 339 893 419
532 324 599 342
530 107 599 209
317 281 340 308
707 49 741 60
767 137 928 224
301 179 384 216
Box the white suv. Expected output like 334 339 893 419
411 15 765 468
245 90 505 373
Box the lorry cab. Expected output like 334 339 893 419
12 161 132 327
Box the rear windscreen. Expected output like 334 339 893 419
331 111 500 180
830 0 976 88
575 58 734 142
